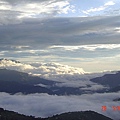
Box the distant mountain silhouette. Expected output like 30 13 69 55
0 108 113 120
0 69 85 95
0 69 54 85
0 68 120 95
90 72 120 88
113 97 120 101
44 111 113 120
0 80 53 94
0 108 38 120
0 69 54 94
108 85 120 92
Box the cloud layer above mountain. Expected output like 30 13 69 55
0 59 85 78
0 58 113 91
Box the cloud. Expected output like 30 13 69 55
115 27 120 33
0 58 116 90
80 84 108 91
0 92 120 119
0 16 120 72
104 1 115 6
0 59 85 80
0 16 120 50
50 44 120 51
0 0 74 24
82 1 115 15
1 43 120 72
105 8 120 15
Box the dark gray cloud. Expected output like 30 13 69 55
0 16 120 51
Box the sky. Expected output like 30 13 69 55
0 0 120 72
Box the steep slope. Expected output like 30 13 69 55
0 80 53 94
0 69 54 94
0 69 85 95
0 69 55 85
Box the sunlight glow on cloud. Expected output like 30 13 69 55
50 44 120 51
0 0 75 22
115 27 120 33
0 13 120 72
1 43 120 72
0 59 85 81
17 1 74 18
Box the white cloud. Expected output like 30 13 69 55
11 45 30 49
81 84 108 91
104 1 115 6
115 27 120 33
0 59 34 71
50 44 120 51
0 59 85 80
16 2 70 18
82 1 115 15
0 1 11 10
0 92 120 119
0 0 75 24
82 6 106 15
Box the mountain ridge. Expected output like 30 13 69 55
0 108 113 120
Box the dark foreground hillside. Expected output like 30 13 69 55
44 111 113 120
0 108 39 120
0 108 113 120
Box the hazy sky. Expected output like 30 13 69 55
0 0 120 72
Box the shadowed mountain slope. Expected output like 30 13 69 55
0 108 113 120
